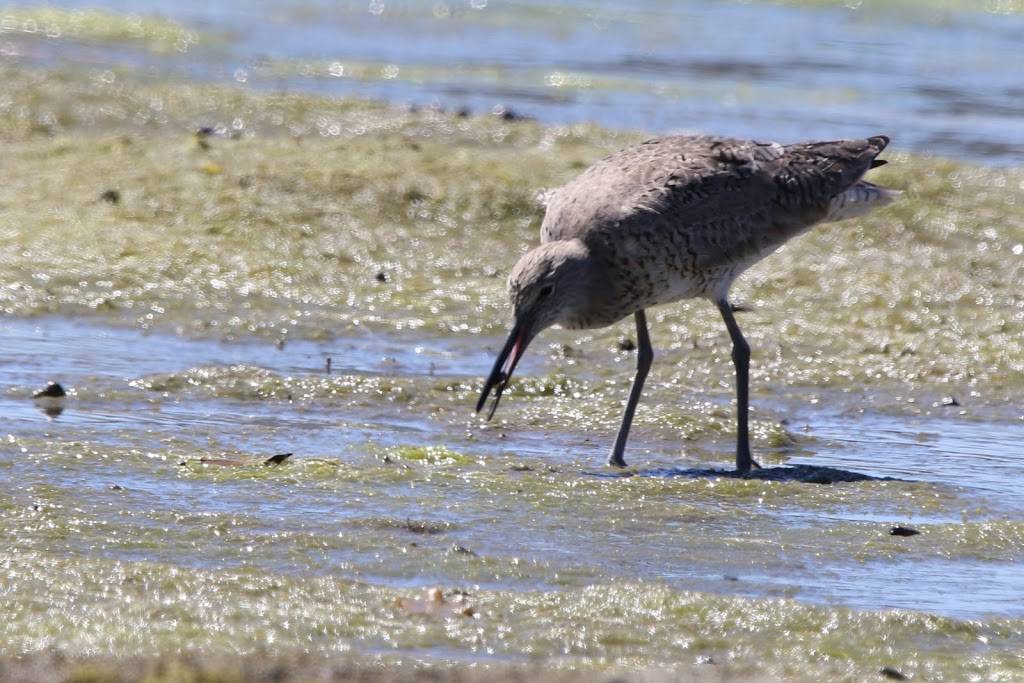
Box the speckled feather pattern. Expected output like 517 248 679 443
540 134 892 326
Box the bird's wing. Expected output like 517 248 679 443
541 135 890 268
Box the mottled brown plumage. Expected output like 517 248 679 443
479 134 897 472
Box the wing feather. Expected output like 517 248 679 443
541 134 891 268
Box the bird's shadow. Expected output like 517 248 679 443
585 464 899 484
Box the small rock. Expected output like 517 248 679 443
263 452 293 466
509 463 533 472
99 189 120 204
449 544 477 556
941 396 960 407
491 104 531 121
880 666 908 680
110 484 124 491
890 525 920 537
723 575 739 582
617 338 636 351
33 382 66 398
375 271 388 282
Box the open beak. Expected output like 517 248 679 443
476 317 532 420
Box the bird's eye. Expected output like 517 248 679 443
538 284 554 298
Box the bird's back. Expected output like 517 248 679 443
540 134 894 312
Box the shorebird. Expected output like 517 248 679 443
477 134 898 473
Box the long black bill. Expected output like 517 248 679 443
476 318 530 420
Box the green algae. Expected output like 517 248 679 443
0 6 207 53
1 62 1023 417
0 551 1022 681
2 409 1023 679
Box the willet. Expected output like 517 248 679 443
477 134 898 473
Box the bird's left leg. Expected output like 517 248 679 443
608 309 653 467
716 299 761 474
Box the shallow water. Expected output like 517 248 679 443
3 316 1023 626
2 0 1024 163
4 317 1024 678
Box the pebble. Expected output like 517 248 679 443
33 381 66 399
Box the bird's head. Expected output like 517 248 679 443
477 239 596 419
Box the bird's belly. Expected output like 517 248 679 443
628 260 753 311
650 270 712 305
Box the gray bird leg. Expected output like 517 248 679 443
716 300 760 473
608 310 653 467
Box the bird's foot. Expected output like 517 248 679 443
735 452 760 475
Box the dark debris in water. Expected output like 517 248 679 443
178 453 293 467
890 525 920 537
880 666 909 680
264 452 293 466
98 189 120 204
491 104 532 121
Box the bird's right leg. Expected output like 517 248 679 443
716 299 760 474
608 309 653 467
